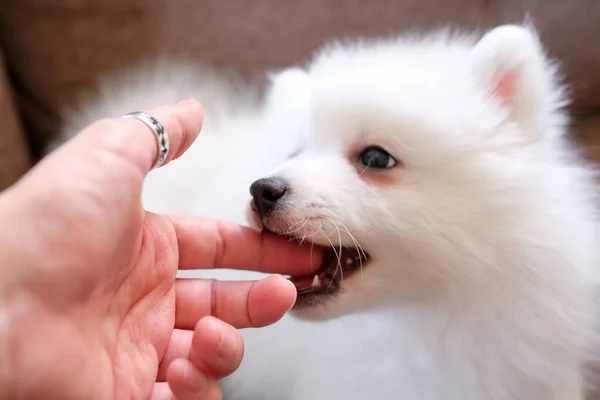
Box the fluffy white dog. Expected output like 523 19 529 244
56 24 600 400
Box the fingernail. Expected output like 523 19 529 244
274 275 297 310
177 98 200 106
216 322 239 360
180 359 206 392
272 274 295 291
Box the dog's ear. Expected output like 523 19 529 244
469 24 566 132
265 68 311 114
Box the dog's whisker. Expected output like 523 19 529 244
391 132 415 152
300 230 307 244
323 228 343 290
296 219 318 244
303 219 324 240
287 218 305 230
287 218 309 236
330 219 367 283
358 163 370 176
309 240 315 273
304 218 321 271
323 217 343 253
333 219 368 260
333 221 345 283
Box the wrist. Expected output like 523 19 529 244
0 286 17 398
0 190 32 398
0 287 65 399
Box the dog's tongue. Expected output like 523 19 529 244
288 275 315 291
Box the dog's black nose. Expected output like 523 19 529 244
250 177 289 217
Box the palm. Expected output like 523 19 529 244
1 102 316 399
5 140 182 398
108 217 179 399
59 161 180 398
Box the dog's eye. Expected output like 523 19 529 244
358 146 397 169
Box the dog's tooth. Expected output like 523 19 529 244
312 275 321 288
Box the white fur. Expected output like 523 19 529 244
54 25 600 399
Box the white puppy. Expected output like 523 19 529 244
56 25 600 399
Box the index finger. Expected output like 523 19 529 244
166 215 322 275
113 99 203 173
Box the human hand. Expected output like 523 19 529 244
0 99 321 399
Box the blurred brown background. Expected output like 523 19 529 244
0 0 599 188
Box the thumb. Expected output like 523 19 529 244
1 99 203 224
77 98 204 174
9 99 203 195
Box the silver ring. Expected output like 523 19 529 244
122 111 170 169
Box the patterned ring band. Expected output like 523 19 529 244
122 111 170 169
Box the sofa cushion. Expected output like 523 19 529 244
0 48 31 189
572 115 600 166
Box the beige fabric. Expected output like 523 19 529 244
1 0 600 158
572 115 600 165
0 48 30 190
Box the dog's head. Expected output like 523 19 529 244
247 25 571 319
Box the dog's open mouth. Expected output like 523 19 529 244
287 245 370 298
259 222 370 306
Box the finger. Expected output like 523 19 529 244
92 98 203 173
157 277 292 384
151 377 222 400
18 99 203 199
189 316 244 379
150 382 174 400
167 215 322 275
175 274 297 330
167 358 222 400
157 329 193 382
12 99 203 203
